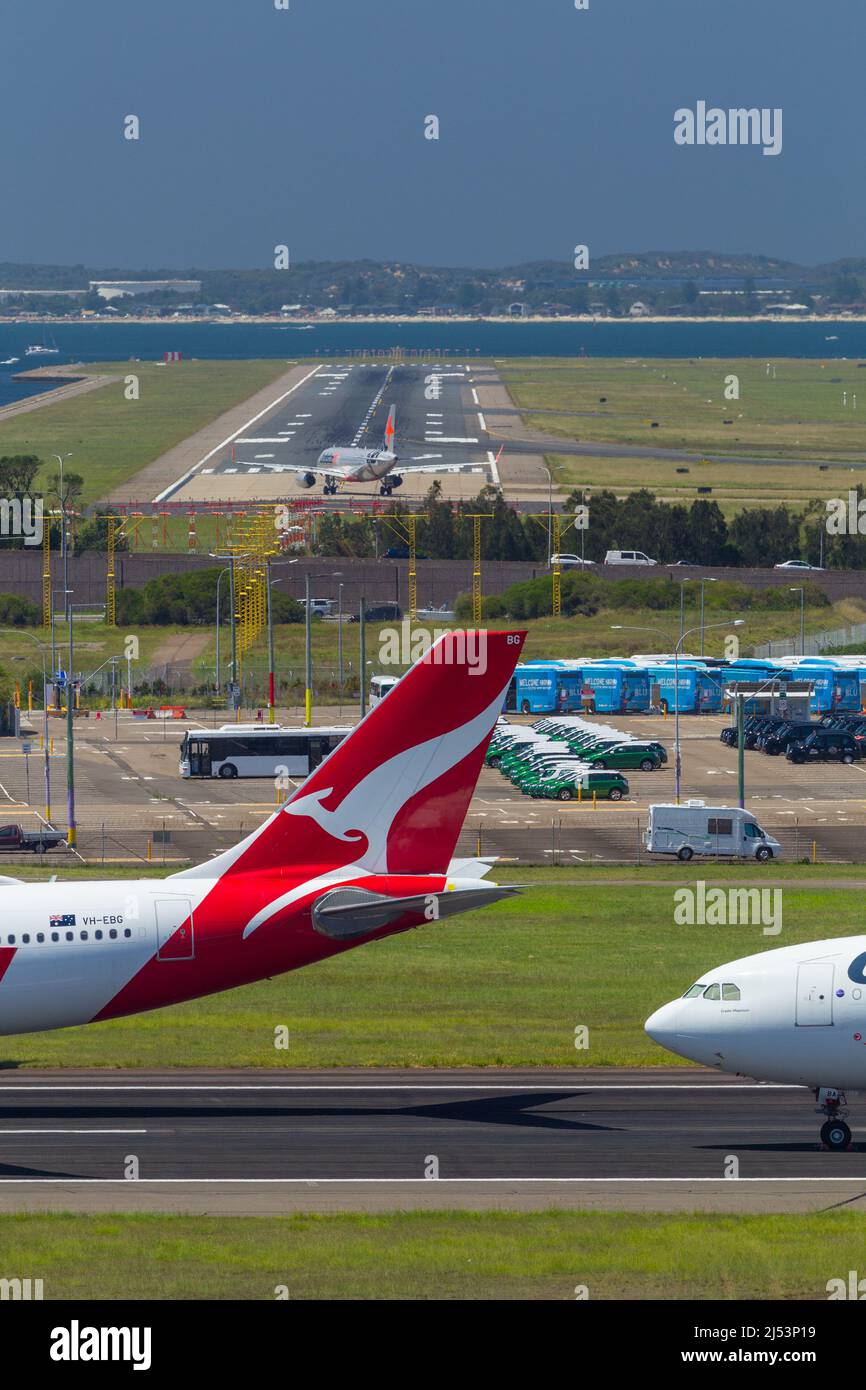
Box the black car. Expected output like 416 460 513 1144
786 731 863 765
349 603 403 623
760 722 819 755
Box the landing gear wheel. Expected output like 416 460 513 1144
821 1118 852 1151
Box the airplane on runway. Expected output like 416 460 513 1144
292 405 502 496
646 936 866 1150
0 630 525 1039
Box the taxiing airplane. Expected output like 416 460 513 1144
293 405 502 496
646 936 866 1150
0 630 525 1039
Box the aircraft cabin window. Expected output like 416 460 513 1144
22 935 29 945
6 936 14 945
65 932 73 942
95 930 103 940
109 929 117 940
124 928 132 939
36 933 44 944
51 932 58 943
684 984 706 998
80 931 88 941
722 983 741 1001
703 984 721 1000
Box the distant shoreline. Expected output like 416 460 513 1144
1 313 866 328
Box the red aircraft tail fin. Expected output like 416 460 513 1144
183 630 525 884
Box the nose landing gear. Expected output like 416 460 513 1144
817 1087 853 1150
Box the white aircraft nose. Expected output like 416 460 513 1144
644 1000 681 1047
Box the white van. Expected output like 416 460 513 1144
604 550 658 566
370 674 400 707
645 802 782 862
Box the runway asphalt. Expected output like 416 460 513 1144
1 1068 866 1214
162 361 500 505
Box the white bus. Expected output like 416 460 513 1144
179 725 350 780
370 674 400 707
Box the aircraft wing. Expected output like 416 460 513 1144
399 445 504 476
268 462 354 480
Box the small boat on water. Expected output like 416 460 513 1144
25 343 60 356
0 357 19 366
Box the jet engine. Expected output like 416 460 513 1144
295 471 316 489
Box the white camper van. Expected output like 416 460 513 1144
645 802 782 862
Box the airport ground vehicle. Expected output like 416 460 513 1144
507 662 650 715
549 553 594 568
759 721 818 755
582 742 662 772
370 674 400 706
786 730 863 764
532 770 629 802
0 824 67 853
180 726 349 779
604 550 657 565
645 802 782 862
350 603 403 623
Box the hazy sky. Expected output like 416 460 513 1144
1 0 861 269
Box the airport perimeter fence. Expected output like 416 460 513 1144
753 621 866 658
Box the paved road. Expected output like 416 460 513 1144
0 1068 863 1213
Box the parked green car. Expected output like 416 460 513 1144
533 770 630 802
583 743 662 772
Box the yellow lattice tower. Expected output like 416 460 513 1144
462 515 493 626
106 516 117 627
42 511 52 629
551 513 562 619
375 513 425 621
230 509 278 671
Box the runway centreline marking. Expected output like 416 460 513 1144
0 1083 800 1092
0 1177 861 1185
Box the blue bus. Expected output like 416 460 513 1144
508 662 650 715
647 664 725 714
508 663 586 715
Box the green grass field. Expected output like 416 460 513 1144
0 1210 860 1299
6 599 846 705
0 866 860 1068
0 361 291 506
497 357 866 505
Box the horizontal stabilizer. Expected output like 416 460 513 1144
313 884 520 941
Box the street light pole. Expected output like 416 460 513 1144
304 572 312 727
53 453 73 623
66 605 76 847
790 587 805 656
612 618 744 803
359 595 367 719
338 582 344 697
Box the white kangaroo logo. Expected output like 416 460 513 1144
242 681 510 939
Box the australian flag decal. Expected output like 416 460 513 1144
50 914 76 928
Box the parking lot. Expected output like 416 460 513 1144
1 708 864 868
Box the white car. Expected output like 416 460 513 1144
773 560 823 571
550 553 594 568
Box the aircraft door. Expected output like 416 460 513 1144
795 962 834 1025
156 898 195 961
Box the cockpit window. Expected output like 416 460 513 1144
683 984 705 998
703 983 721 1000
722 983 741 1001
